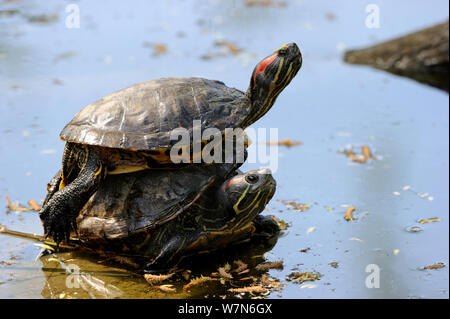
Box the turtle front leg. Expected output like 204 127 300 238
39 146 106 244
143 237 186 274
252 215 280 238
43 169 62 207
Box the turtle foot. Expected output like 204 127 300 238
39 205 77 245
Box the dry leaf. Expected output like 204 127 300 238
144 273 174 285
424 262 445 270
228 285 268 293
287 271 321 284
215 40 242 55
419 218 442 224
266 139 302 147
244 0 287 7
341 145 375 164
361 145 373 159
344 206 356 221
183 276 217 291
281 200 311 212
5 196 29 212
260 274 282 289
218 263 233 279
233 260 248 273
255 260 283 271
306 226 316 235
143 42 167 56
28 199 42 211
149 284 176 293
329 262 338 268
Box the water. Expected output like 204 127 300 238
0 0 448 299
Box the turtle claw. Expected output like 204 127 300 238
40 205 76 246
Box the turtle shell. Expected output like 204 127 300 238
60 78 250 151
76 163 236 239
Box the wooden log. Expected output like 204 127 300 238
344 21 449 92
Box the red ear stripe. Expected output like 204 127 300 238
253 54 277 84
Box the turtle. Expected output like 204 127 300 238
39 42 302 244
71 164 278 273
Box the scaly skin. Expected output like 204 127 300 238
39 145 106 244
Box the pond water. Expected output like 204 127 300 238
0 0 448 299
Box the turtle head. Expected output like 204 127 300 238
218 168 276 229
244 43 302 127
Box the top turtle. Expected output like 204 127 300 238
39 43 302 244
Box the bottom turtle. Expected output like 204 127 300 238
71 164 279 273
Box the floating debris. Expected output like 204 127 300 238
143 42 167 57
255 260 283 271
27 200 41 211
339 145 375 164
326 12 336 21
344 206 356 221
149 284 176 293
349 237 363 242
0 9 19 18
215 40 242 55
393 249 400 255
40 149 56 155
144 273 174 285
5 196 28 212
329 262 338 268
299 248 310 253
183 276 217 291
244 0 287 7
26 14 58 24
200 52 227 60
266 139 302 148
52 79 64 86
228 285 268 294
286 271 321 284
405 226 423 233
232 260 248 274
306 226 315 235
300 283 317 289
280 200 311 212
54 51 78 62
218 263 233 279
423 262 445 270
418 218 442 224
5 196 42 212
260 274 283 289
393 191 401 196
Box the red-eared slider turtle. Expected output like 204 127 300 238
73 165 277 273
40 43 301 244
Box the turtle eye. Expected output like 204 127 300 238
245 174 259 184
278 47 288 55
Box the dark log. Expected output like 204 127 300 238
344 21 449 92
